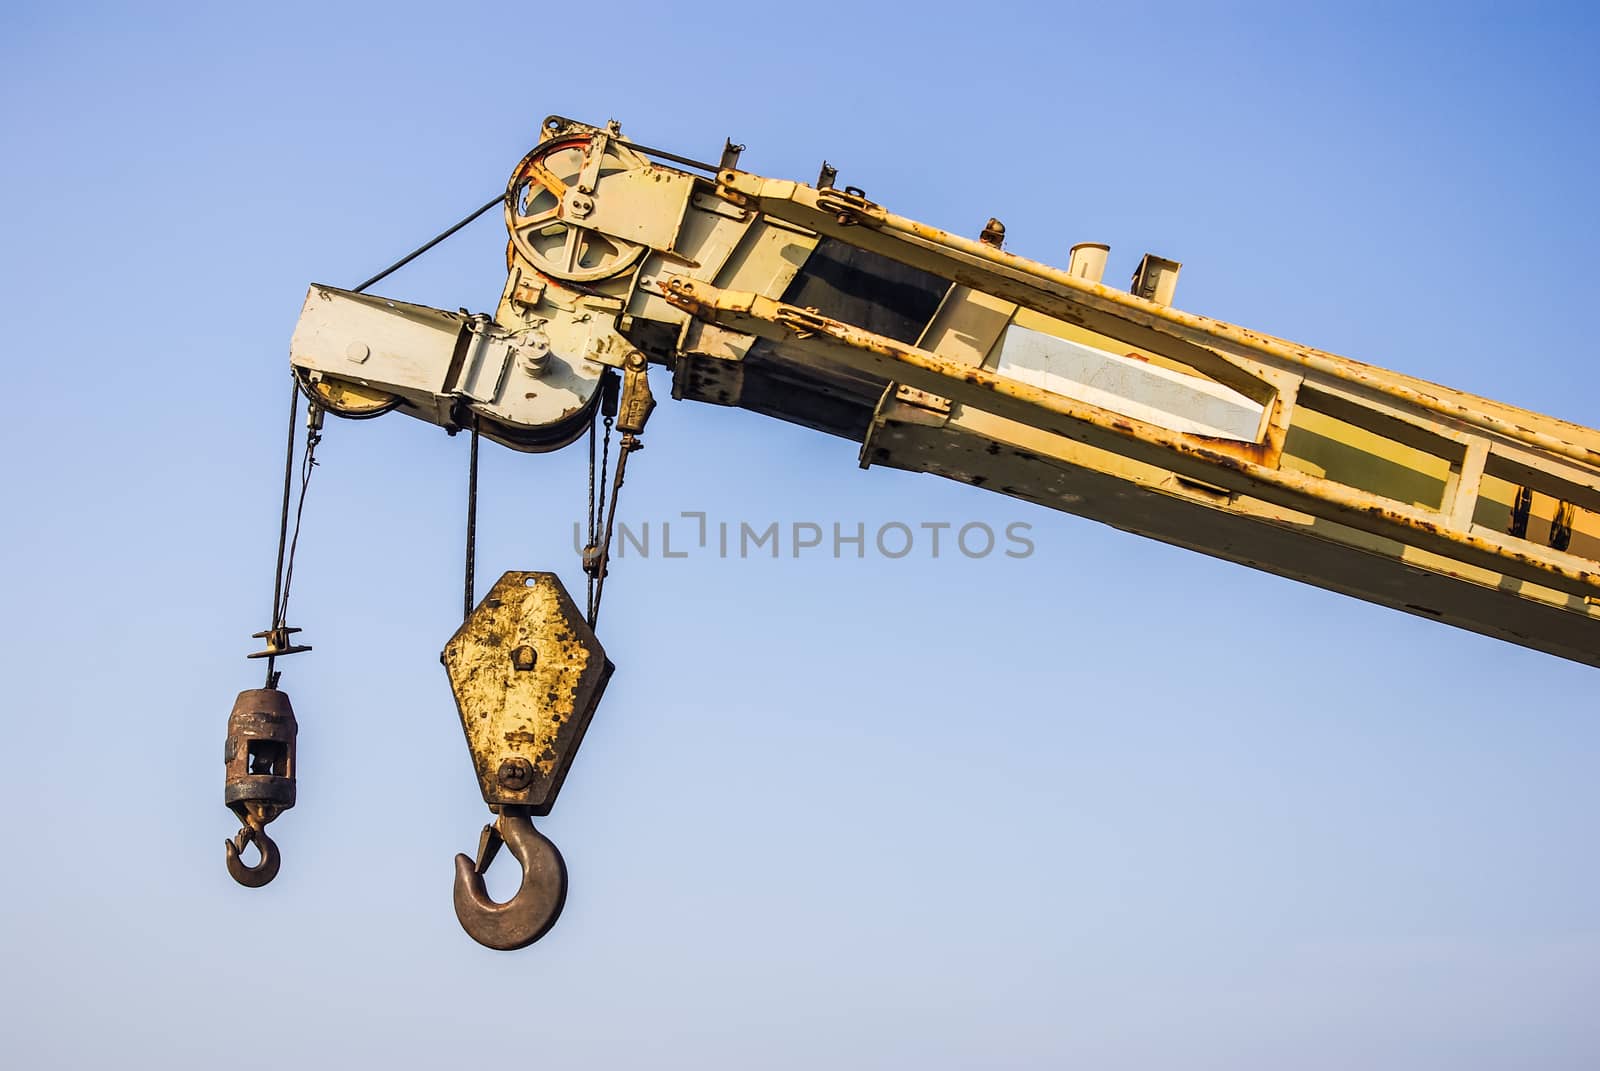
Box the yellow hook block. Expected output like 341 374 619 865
442 572 613 814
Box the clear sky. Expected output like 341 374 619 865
3 2 1598 1068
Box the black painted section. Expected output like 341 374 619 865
778 238 948 344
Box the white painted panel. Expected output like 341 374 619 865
995 324 1263 441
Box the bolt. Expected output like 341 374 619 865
569 193 594 218
497 758 534 790
519 332 551 376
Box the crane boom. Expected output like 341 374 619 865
240 112 1600 944
288 114 1600 667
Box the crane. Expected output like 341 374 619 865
222 114 1600 949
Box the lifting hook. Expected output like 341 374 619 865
453 809 568 950
225 814 282 888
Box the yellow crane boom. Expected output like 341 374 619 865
234 113 1600 945
291 114 1600 666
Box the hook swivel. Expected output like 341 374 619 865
225 815 282 888
453 810 568 951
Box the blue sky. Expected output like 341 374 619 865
3 2 1598 1068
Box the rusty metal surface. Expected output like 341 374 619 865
717 169 1600 467
661 277 1600 603
616 351 657 435
250 116 1600 948
223 687 298 886
224 688 297 816
453 810 568 951
442 571 612 814
871 409 1600 666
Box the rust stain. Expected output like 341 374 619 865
441 572 611 815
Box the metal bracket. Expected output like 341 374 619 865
617 352 656 435
247 626 311 659
449 314 517 404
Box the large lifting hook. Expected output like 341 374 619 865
442 571 613 949
440 355 641 949
453 810 568 950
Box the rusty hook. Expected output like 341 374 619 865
225 816 282 888
453 810 567 950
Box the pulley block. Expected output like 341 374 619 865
442 571 613 813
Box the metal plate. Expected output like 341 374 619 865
442 572 612 814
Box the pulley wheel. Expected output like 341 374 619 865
505 135 647 284
296 369 399 419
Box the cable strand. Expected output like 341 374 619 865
352 195 504 295
464 424 479 621
264 378 300 686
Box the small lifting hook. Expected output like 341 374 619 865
452 810 568 951
225 814 282 888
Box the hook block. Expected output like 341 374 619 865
442 572 613 814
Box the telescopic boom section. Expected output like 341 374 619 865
288 115 1600 667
